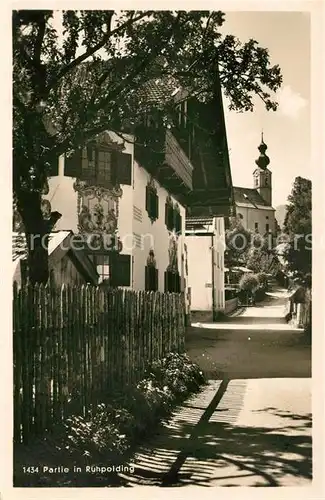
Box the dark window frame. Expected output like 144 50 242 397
90 252 131 287
164 269 181 293
94 253 110 281
146 180 159 223
81 145 112 187
145 266 159 291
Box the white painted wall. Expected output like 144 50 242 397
236 204 276 235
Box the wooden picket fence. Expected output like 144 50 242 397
13 282 186 445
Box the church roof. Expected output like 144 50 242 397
233 187 272 208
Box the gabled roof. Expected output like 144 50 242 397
12 231 99 284
12 231 71 261
233 187 271 208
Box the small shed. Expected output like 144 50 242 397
12 231 99 287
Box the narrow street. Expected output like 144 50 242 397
121 286 312 487
186 285 311 380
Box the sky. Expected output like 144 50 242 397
220 11 311 207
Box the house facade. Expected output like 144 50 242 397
233 135 276 238
43 129 191 293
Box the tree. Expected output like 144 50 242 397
224 216 252 267
283 176 312 276
245 246 280 275
13 10 283 282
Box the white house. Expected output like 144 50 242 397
43 129 192 294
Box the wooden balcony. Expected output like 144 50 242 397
134 127 193 194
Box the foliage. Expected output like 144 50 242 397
37 352 206 475
257 272 269 291
239 273 259 292
13 10 282 282
254 272 269 301
245 245 279 275
146 352 206 396
283 176 312 276
225 217 252 266
63 406 130 462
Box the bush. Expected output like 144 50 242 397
62 405 130 463
257 272 269 291
44 352 206 472
239 273 259 292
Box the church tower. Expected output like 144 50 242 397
253 133 272 206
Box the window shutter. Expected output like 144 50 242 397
145 266 149 291
178 215 182 234
154 193 159 220
164 271 168 292
110 254 131 287
174 210 182 235
155 268 159 291
176 274 181 293
114 151 132 185
64 150 82 178
145 186 150 213
111 151 117 186
168 206 174 231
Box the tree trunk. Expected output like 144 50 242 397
16 189 49 284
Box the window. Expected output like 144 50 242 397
110 254 131 287
65 146 132 186
173 205 182 235
93 253 131 287
255 222 259 231
266 223 270 233
94 254 110 283
174 211 182 234
145 266 158 291
145 250 158 291
165 198 182 234
164 270 181 293
81 147 111 186
255 176 258 187
146 180 159 222
97 150 112 185
265 175 268 186
266 216 269 220
165 197 174 231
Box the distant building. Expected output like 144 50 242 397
233 135 276 238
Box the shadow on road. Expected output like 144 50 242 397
122 381 312 487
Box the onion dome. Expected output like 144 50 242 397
255 132 270 170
